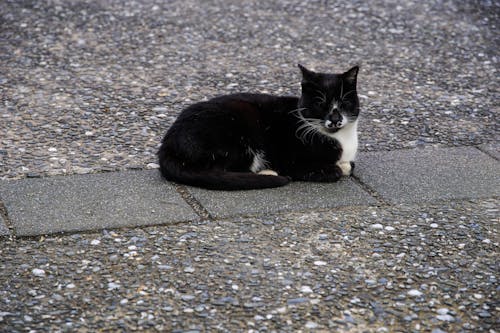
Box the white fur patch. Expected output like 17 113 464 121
338 114 348 128
337 161 352 176
322 119 359 163
248 148 269 173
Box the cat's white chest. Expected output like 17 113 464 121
329 120 358 162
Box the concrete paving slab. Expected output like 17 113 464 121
0 213 9 236
188 179 376 218
479 142 499 160
354 147 500 204
0 170 198 236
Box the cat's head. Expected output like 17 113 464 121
297 64 359 133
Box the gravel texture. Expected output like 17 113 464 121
0 0 498 179
1 199 498 332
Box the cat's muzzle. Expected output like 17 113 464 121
324 117 346 132
325 112 346 132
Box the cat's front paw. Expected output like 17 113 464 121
337 161 353 176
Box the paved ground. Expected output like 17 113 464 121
0 0 499 332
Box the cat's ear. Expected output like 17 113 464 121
298 64 316 82
343 66 359 85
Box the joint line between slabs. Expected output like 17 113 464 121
474 145 499 161
350 175 390 206
0 200 14 236
173 184 214 220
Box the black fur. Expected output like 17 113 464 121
158 64 359 190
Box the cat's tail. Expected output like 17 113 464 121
158 157 290 191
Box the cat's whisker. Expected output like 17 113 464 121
292 106 332 144
295 116 325 144
288 107 307 115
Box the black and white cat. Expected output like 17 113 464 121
158 64 360 190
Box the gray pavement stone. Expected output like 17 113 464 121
188 179 376 218
0 213 9 236
355 147 500 204
479 142 499 160
0 170 198 236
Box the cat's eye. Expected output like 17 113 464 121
340 101 352 109
313 90 327 106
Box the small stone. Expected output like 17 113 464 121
184 267 195 273
66 283 76 289
157 265 172 270
120 299 129 305
370 223 384 230
152 106 168 112
407 289 423 297
90 239 101 245
430 223 439 228
436 308 449 315
108 282 120 290
32 268 46 277
276 307 287 314
436 314 455 322
73 166 93 174
300 286 313 293
146 163 159 169
313 260 327 266
287 297 309 305
478 311 491 318
384 226 395 231
305 321 318 329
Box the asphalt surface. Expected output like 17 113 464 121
0 0 499 332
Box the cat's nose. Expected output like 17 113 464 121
327 112 341 124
